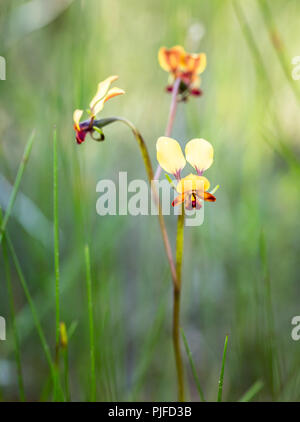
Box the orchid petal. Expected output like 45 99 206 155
156 136 186 176
185 138 214 172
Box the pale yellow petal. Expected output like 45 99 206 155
93 87 125 116
156 136 186 175
89 75 119 111
73 109 83 130
176 174 210 194
158 45 185 72
185 138 214 172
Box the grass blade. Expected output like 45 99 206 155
0 208 26 401
53 128 61 401
217 335 228 402
85 244 96 401
53 128 60 352
4 230 63 400
239 380 264 402
181 329 206 402
0 130 35 245
257 0 300 105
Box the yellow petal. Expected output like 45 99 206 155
89 75 119 111
158 45 185 73
156 136 186 175
183 53 207 74
93 87 125 116
176 174 210 194
73 109 83 130
185 138 214 172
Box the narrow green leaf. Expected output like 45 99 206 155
0 208 26 402
239 380 264 402
181 329 206 402
0 130 35 245
85 244 96 402
217 335 228 402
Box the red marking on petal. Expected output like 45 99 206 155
190 88 203 96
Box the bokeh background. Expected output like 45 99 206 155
0 0 300 402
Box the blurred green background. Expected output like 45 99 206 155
1 0 300 402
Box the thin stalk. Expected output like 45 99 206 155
85 244 96 402
0 209 26 402
154 77 181 180
257 0 300 105
60 322 70 402
181 328 206 402
94 117 178 290
53 128 60 354
217 335 228 402
5 232 63 399
0 130 35 245
239 380 263 402
53 129 61 401
63 348 70 402
233 0 272 92
173 207 185 402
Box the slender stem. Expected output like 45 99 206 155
154 77 181 180
53 129 61 401
53 129 60 357
0 130 35 245
217 335 228 402
181 328 206 402
85 244 96 402
257 0 300 105
63 347 70 402
4 231 63 400
94 117 178 289
0 208 26 402
173 207 185 401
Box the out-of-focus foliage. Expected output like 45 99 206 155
0 0 300 401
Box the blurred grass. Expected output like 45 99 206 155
0 0 300 401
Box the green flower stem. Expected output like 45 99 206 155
94 117 179 290
53 129 60 359
0 130 35 246
85 244 96 402
173 207 185 402
0 208 26 402
217 335 229 402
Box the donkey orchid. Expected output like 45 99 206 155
158 45 206 99
73 75 125 144
156 136 216 209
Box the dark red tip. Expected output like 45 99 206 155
190 88 203 97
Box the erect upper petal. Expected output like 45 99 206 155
185 138 214 172
93 87 125 116
89 75 119 112
73 109 83 130
183 53 207 75
156 136 186 175
158 45 186 73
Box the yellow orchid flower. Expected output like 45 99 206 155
158 45 207 98
156 136 216 209
73 75 125 144
89 75 125 117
